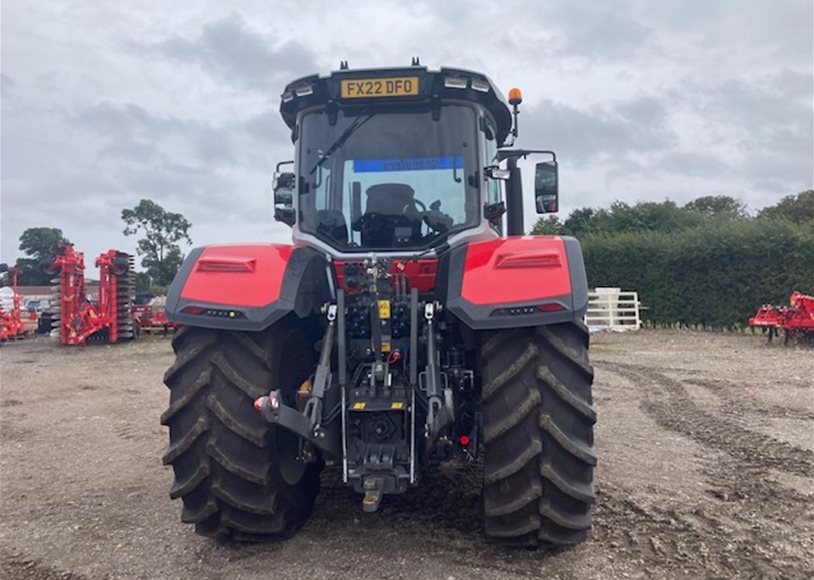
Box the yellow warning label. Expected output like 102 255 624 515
352 402 366 410
378 300 391 319
381 341 391 352
390 402 405 410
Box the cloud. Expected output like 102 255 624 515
243 108 291 144
0 74 15 97
69 101 238 167
155 13 319 92
523 96 676 164
2 1 812 266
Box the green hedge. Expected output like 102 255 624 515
581 219 814 327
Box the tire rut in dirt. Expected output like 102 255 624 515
162 322 322 541
1 549 89 580
602 361 813 478
683 376 814 422
595 361 813 578
594 486 812 579
481 321 596 546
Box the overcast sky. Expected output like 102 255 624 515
2 0 812 266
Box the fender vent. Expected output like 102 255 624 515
494 251 561 269
196 257 256 273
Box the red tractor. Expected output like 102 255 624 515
43 243 136 346
162 62 595 547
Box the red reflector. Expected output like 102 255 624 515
459 435 471 446
538 302 565 312
197 256 256 273
181 306 205 315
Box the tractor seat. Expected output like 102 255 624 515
364 183 420 216
360 183 422 247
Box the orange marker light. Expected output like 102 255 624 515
508 87 523 106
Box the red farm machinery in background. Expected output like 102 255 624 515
748 291 814 344
131 297 179 336
0 264 29 342
43 242 136 346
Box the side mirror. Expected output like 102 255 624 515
273 171 296 226
534 161 558 213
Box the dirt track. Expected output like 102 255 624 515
1 330 812 579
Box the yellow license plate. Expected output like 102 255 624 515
340 77 419 99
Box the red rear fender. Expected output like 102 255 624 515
166 244 331 331
180 245 292 307
440 236 589 330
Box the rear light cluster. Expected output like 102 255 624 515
181 306 246 319
490 302 566 317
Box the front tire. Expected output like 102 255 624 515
162 320 321 541
481 321 596 546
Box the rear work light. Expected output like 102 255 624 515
470 78 490 93
294 84 314 97
444 76 468 89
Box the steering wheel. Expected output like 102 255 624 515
402 198 426 214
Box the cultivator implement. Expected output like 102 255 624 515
132 301 178 335
0 264 28 342
44 243 135 346
749 291 814 344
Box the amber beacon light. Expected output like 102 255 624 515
508 87 523 105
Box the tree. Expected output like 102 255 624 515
759 190 814 224
122 199 192 289
684 195 748 219
530 215 564 235
14 227 68 285
553 201 706 237
563 207 600 236
135 272 153 295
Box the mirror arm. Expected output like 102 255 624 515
506 156 524 236
497 149 557 163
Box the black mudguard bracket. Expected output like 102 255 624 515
256 396 341 459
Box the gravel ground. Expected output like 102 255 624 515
1 330 812 579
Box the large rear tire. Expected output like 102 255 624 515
162 320 322 541
481 321 596 546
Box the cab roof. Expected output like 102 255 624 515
279 65 513 145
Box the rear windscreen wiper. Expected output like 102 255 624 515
310 109 375 175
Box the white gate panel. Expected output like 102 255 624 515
585 288 641 331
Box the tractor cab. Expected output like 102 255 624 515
274 64 552 254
